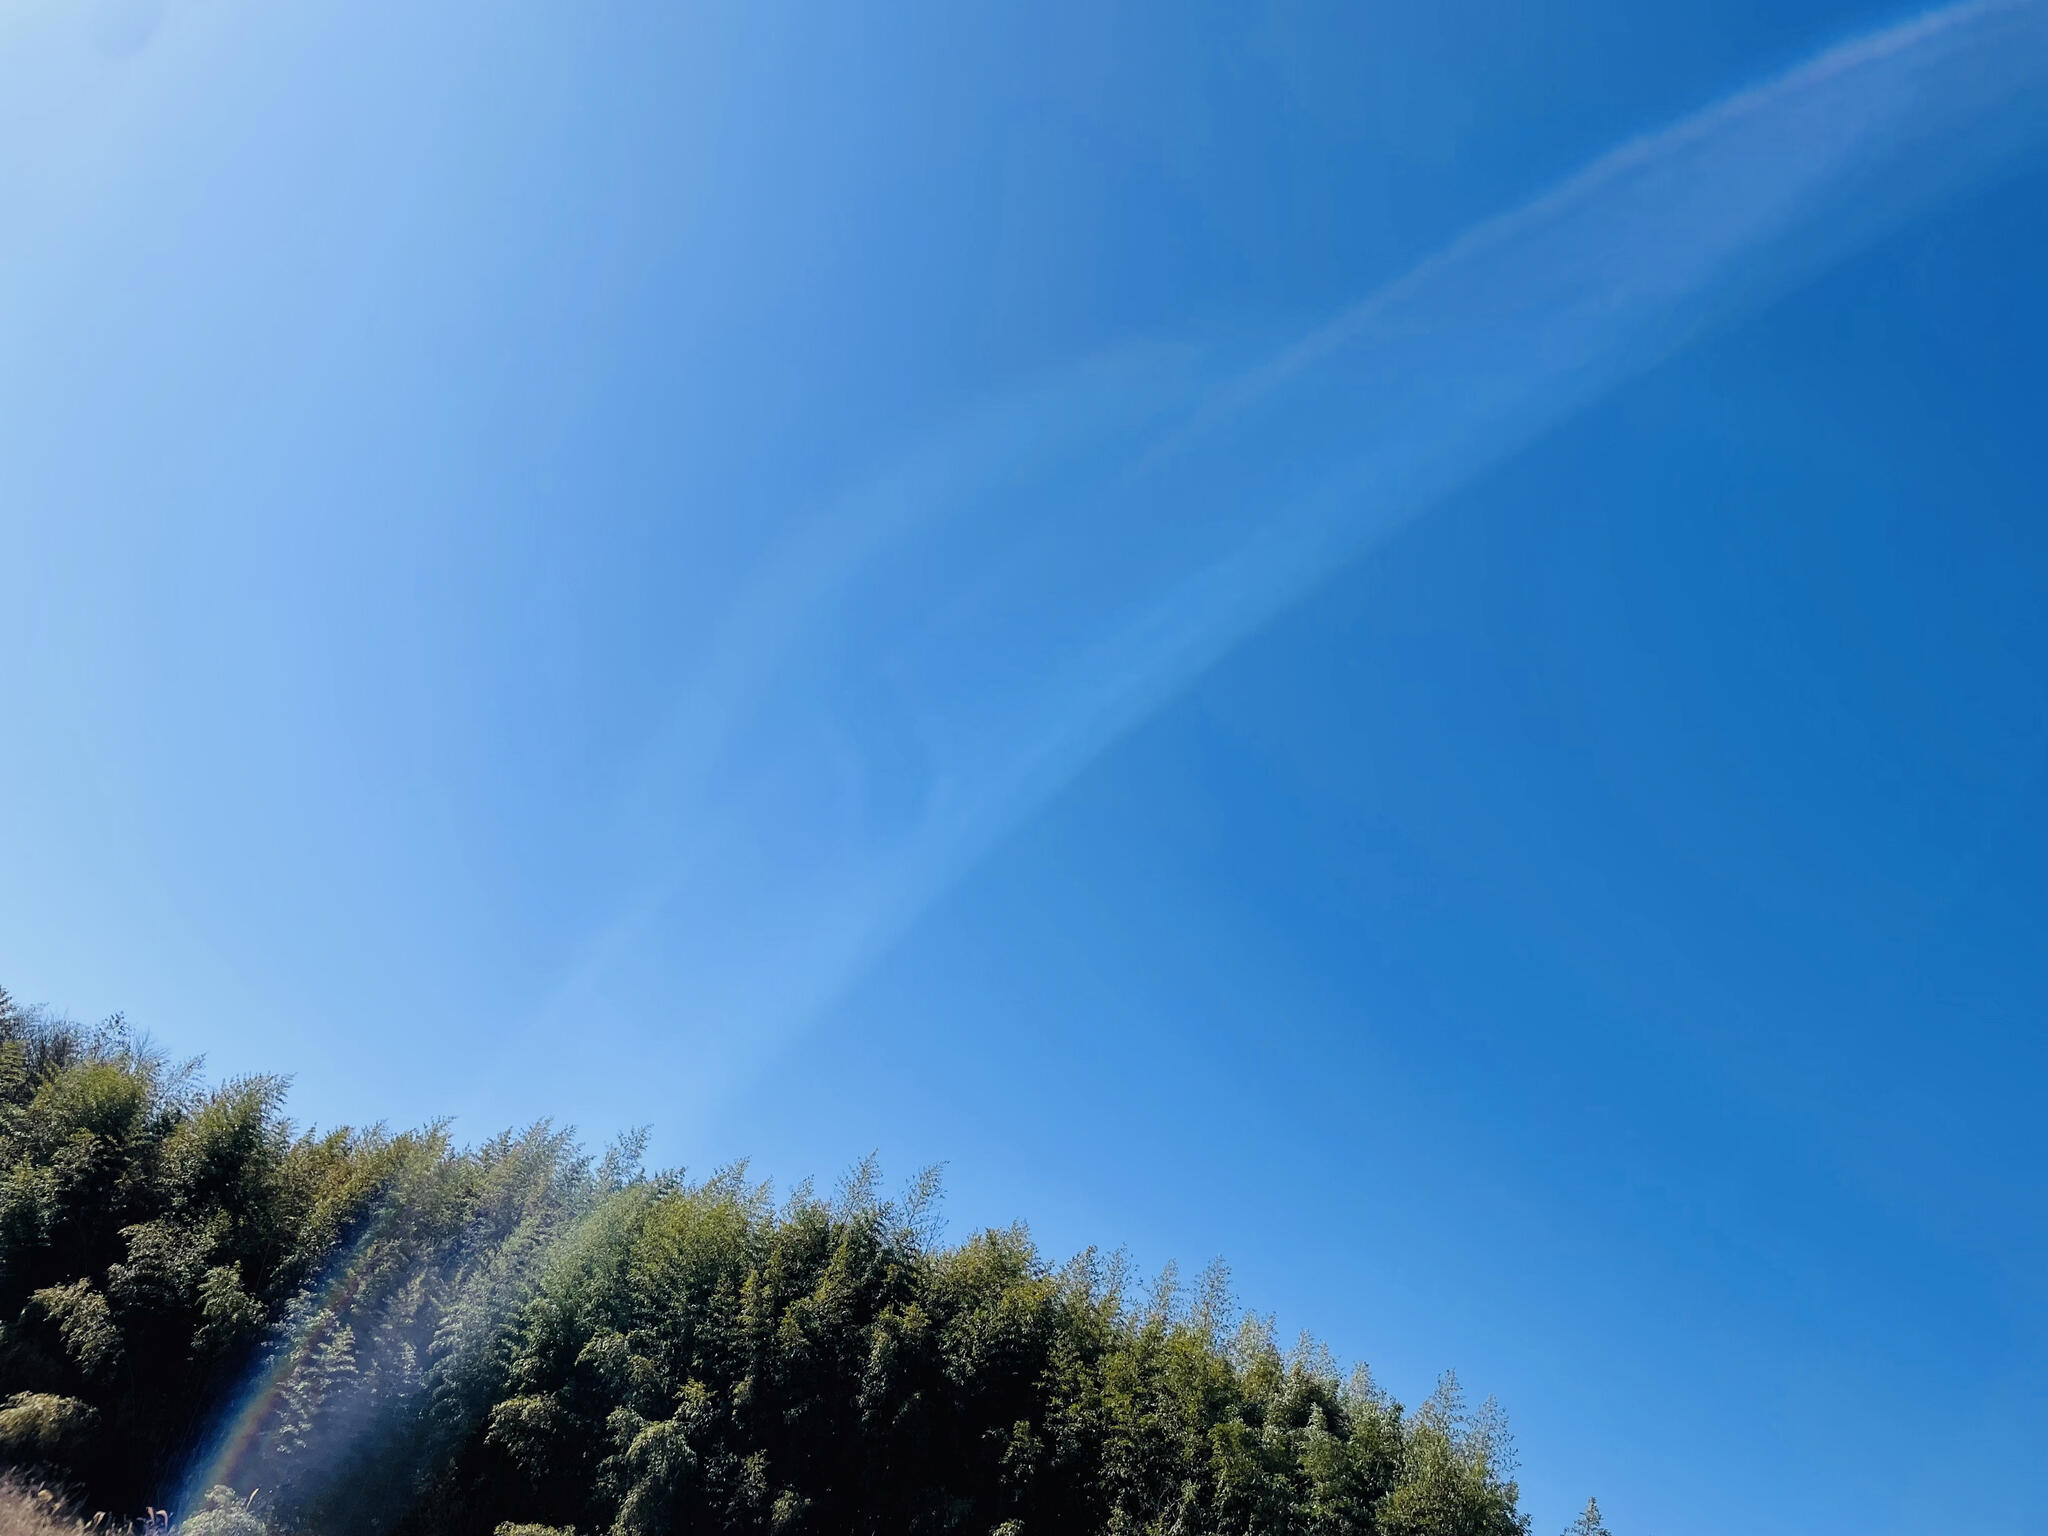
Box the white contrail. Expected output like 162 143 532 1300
521 0 2048 1108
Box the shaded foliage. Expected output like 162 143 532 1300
0 992 1558 1536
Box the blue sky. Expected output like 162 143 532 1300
4 1 2046 1531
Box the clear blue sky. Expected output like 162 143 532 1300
4 2 2046 1531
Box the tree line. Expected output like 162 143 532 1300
0 989 1609 1536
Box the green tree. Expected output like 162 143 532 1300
0 988 1549 1536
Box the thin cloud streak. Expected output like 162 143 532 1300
522 0 2048 1111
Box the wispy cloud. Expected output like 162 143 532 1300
522 0 2048 1112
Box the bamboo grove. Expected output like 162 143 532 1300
0 991 1595 1536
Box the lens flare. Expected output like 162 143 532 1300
178 1195 416 1513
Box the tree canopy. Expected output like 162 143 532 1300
0 989 1600 1536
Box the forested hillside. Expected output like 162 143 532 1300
0 990 1598 1536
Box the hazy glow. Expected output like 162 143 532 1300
181 1202 412 1509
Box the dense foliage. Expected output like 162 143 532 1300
0 991 1571 1536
